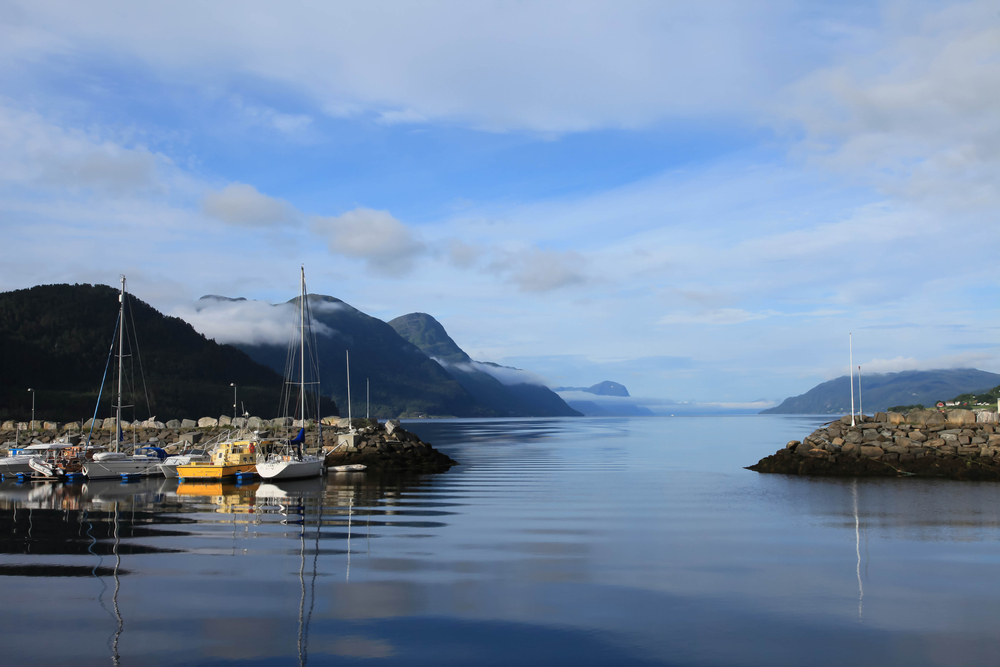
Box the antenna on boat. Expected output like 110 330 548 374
366 378 369 419
849 333 856 427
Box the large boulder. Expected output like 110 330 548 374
218 415 232 426
385 419 402 435
887 412 905 425
946 410 976 426
860 445 884 458
198 417 218 428
166 419 181 429
180 419 197 429
906 410 934 425
247 416 264 429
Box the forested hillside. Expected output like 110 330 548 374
0 284 318 423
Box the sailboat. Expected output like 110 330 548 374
256 266 325 480
82 276 166 480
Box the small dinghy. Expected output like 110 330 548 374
329 464 366 472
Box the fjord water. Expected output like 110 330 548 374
4 416 1000 666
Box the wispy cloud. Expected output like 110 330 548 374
202 183 300 227
310 208 426 277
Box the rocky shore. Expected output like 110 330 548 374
0 415 457 474
749 410 1000 481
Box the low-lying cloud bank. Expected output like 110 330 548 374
173 295 342 346
555 390 776 415
439 359 551 387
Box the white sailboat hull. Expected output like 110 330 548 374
0 456 38 475
83 459 165 479
256 457 324 480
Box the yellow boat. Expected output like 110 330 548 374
175 438 265 481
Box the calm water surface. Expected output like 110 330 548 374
3 416 1000 666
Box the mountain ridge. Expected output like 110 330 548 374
761 368 1000 414
388 312 581 417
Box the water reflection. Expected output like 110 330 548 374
5 418 1000 666
852 479 863 621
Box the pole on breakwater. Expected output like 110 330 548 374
849 333 856 427
858 366 863 418
346 350 352 430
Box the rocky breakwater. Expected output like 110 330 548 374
323 419 457 473
749 409 1000 481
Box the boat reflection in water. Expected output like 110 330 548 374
0 470 449 664
255 479 324 665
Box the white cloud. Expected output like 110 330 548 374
497 247 585 293
310 208 425 277
446 239 484 269
464 361 551 387
0 101 165 195
202 183 300 227
1 1 834 134
658 309 776 326
174 298 295 345
784 1 1000 209
173 296 344 346
233 99 313 134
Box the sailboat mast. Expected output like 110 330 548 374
300 266 306 427
116 275 125 453
346 350 352 427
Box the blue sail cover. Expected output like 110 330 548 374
290 428 305 444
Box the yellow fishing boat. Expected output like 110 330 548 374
175 437 265 481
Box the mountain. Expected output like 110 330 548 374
231 297 492 419
0 284 299 423
761 369 1000 414
554 381 631 397
552 380 654 416
388 313 581 417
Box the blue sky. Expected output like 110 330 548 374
1 1 998 410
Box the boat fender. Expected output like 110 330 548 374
249 443 255 454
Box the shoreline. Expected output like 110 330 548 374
748 410 1000 481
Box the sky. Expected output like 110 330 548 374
1 0 998 410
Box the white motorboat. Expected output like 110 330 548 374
83 445 167 479
256 266 327 482
8 442 79 478
158 448 210 478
